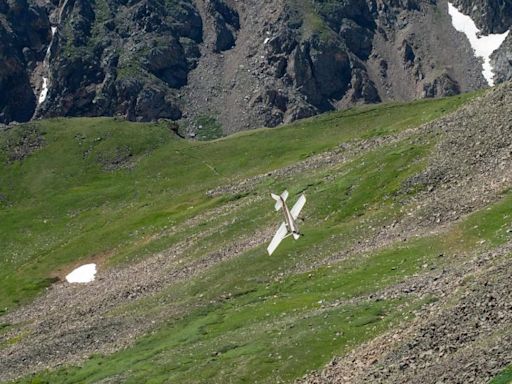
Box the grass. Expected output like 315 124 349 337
491 366 512 384
195 115 224 141
0 95 475 311
16 299 415 384
12 151 512 383
0 92 488 383
287 0 337 41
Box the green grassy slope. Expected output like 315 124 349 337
0 96 473 312
491 366 512 384
3 92 506 383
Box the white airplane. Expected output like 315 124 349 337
267 190 306 255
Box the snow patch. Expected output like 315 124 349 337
264 37 270 45
46 28 57 55
66 264 97 283
38 77 49 104
39 27 58 104
448 2 509 86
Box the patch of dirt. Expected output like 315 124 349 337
96 145 135 171
51 249 115 282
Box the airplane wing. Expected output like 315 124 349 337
267 222 288 255
290 194 306 220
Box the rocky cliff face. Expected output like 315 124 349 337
0 0 511 132
0 0 50 124
35 0 204 122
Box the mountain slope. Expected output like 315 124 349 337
1 83 512 383
1 0 511 133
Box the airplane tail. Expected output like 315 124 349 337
271 190 288 211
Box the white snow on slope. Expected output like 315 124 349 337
38 77 49 104
65 264 97 283
448 2 509 86
39 27 57 105
46 27 57 55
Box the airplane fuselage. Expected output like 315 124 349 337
278 195 300 235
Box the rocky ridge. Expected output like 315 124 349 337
0 0 511 133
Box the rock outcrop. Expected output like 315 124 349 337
34 0 203 122
0 0 511 132
0 0 49 124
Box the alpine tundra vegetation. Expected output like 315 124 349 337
1 0 512 383
0 84 512 383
